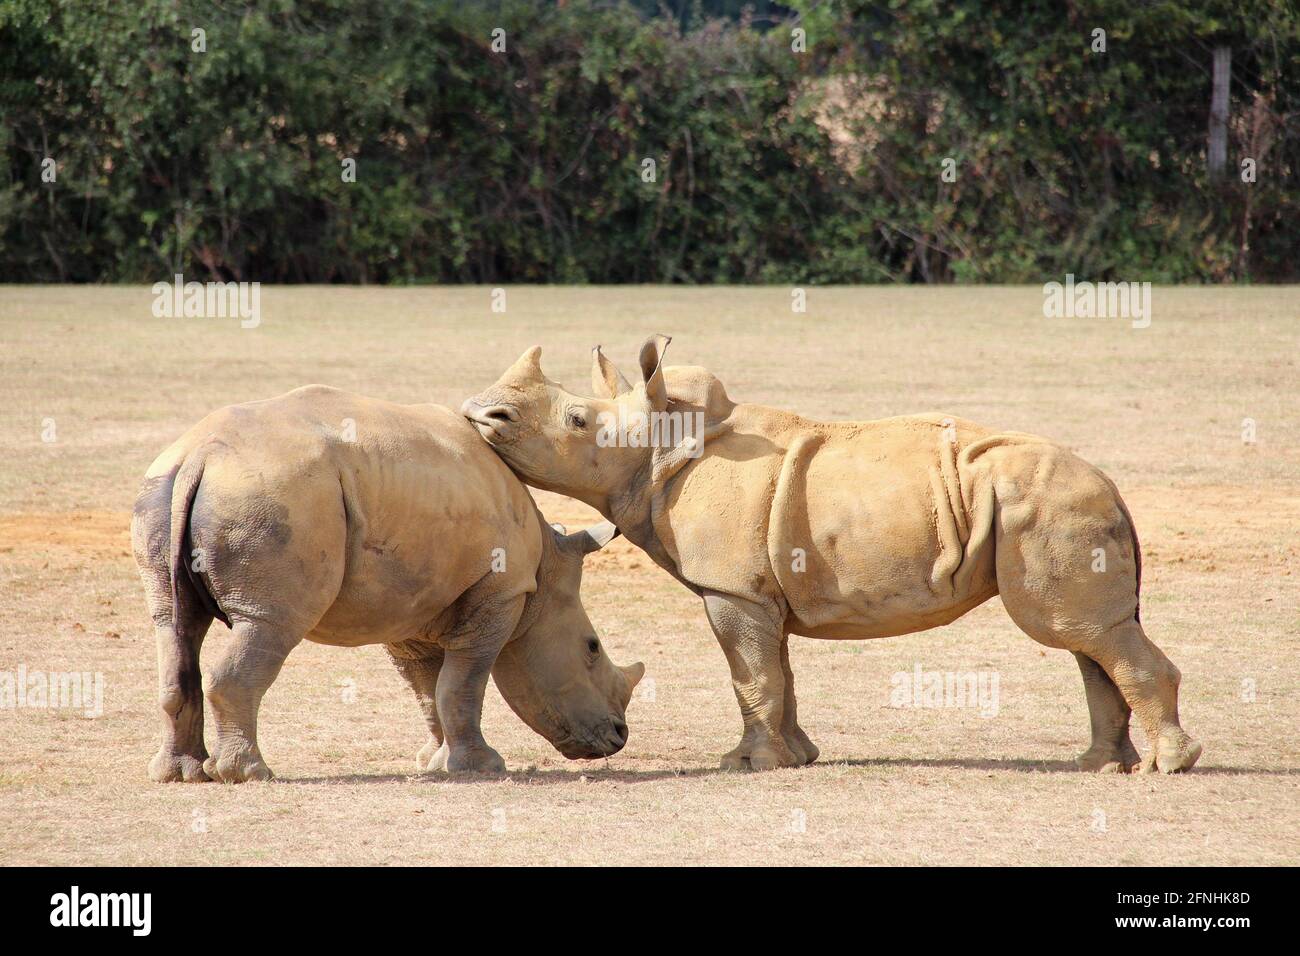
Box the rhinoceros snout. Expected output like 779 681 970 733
595 717 629 757
461 398 519 442
610 718 628 748
561 718 628 760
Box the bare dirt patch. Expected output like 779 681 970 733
0 511 131 558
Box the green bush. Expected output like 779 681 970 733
0 0 1295 283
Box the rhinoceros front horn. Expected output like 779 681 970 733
561 520 621 555
503 345 544 382
621 662 646 701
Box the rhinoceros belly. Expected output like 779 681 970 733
768 422 999 640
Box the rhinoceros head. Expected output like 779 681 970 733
491 521 645 759
461 335 672 507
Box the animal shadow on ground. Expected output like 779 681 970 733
832 756 1293 776
270 755 1293 786
286 765 722 786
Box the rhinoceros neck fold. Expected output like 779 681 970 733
604 454 705 596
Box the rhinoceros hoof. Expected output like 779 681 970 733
1075 754 1130 774
783 738 809 766
203 748 274 784
416 737 445 771
433 745 506 775
419 742 450 772
1075 744 1138 774
719 747 751 771
1140 734 1203 774
148 749 212 783
747 742 802 771
782 733 820 765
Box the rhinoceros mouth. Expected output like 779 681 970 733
539 700 626 760
556 722 627 760
558 738 625 760
460 398 519 443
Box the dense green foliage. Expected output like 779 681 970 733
1 0 1295 283
827 0 1300 282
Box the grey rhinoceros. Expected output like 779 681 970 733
133 385 643 783
462 336 1201 775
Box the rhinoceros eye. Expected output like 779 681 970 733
586 638 600 656
567 409 587 430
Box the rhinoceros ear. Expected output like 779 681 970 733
591 345 632 398
558 520 621 555
638 333 671 411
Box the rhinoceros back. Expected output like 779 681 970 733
159 385 543 646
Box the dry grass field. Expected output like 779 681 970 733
1 285 1296 866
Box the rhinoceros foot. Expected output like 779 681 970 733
203 744 274 784
1139 731 1203 774
148 749 212 783
416 736 446 772
719 747 751 772
1074 739 1140 774
719 740 802 772
424 742 506 775
786 728 819 765
749 743 802 771
720 734 813 771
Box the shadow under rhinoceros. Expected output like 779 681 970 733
826 756 1294 776
284 765 727 786
276 757 1293 785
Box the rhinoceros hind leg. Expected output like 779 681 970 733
149 748 211 784
992 463 1199 773
779 637 818 765
148 616 214 783
1088 622 1200 774
387 640 446 771
1072 652 1140 773
203 620 302 783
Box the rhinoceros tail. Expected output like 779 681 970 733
168 445 230 629
1111 488 1142 624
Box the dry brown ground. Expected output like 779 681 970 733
0 285 1296 866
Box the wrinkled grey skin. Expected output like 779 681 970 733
133 385 643 783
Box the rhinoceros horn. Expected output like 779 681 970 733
620 662 646 700
557 520 621 555
504 345 544 382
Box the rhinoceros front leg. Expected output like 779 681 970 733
703 592 802 771
428 642 509 774
203 620 302 783
387 640 446 771
426 595 525 775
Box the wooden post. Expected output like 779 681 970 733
1208 45 1231 181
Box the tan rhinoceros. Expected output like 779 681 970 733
133 385 643 783
462 336 1201 774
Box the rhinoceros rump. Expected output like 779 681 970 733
463 337 1201 774
133 385 643 782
